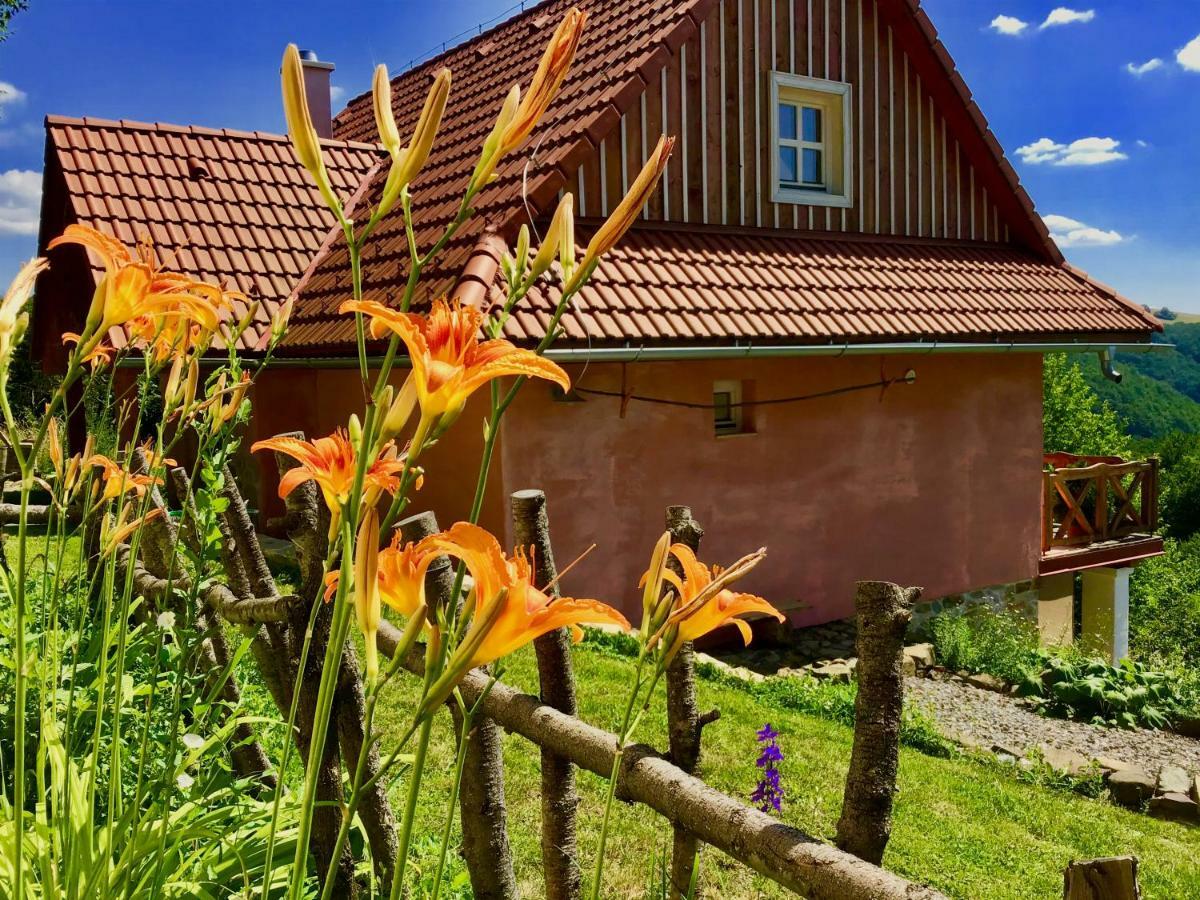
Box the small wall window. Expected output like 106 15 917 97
714 380 754 437
770 72 853 208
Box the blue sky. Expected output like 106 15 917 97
0 0 1198 310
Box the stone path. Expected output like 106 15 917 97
907 676 1200 775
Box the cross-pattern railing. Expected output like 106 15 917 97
1042 452 1159 552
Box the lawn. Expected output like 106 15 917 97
362 636 1200 900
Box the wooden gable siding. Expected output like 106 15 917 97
570 0 1011 244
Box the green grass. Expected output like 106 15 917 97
365 635 1200 900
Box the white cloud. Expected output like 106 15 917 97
1016 136 1128 166
0 121 40 148
329 84 346 102
1125 58 1163 76
989 14 1029 35
0 81 25 107
1178 33 1200 72
0 169 41 236
1040 8 1095 28
1043 214 1124 248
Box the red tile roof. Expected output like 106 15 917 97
43 115 383 349
284 224 1159 350
289 0 717 343
39 0 1159 356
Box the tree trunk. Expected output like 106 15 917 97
398 511 518 900
664 505 710 898
511 489 581 900
835 581 921 866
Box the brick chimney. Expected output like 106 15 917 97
297 49 335 138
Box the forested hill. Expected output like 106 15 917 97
1079 320 1200 439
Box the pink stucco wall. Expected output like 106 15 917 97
495 354 1044 626
250 352 1043 628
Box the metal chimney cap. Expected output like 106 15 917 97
298 48 320 62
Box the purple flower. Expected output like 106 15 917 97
751 722 784 814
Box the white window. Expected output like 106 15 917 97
713 380 746 437
770 73 853 208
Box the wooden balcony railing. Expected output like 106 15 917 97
1042 452 1159 553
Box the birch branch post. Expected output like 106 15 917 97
664 504 714 899
511 489 582 900
835 581 922 866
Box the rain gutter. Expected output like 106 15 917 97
256 339 1171 368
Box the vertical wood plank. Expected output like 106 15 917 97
666 49 685 222
705 10 723 224
724 0 740 225
877 22 892 235
643 69 666 221
861 0 876 234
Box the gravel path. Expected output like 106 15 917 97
907 676 1200 775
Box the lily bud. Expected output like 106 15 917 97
48 418 64 482
570 135 674 293
372 64 402 157
0 257 47 372
163 354 185 414
219 372 252 424
500 7 586 155
282 44 341 216
529 194 574 281
382 375 417 439
639 531 672 637
469 84 521 195
348 413 363 447
182 356 200 416
354 508 382 683
377 67 451 220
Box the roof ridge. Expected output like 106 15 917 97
45 113 384 152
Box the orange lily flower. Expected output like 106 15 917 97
47 225 223 346
339 298 569 440
102 506 165 557
62 333 115 370
324 526 441 619
421 523 629 712
657 544 783 663
251 429 406 527
87 454 163 503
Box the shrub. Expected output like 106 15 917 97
1015 654 1187 730
1129 535 1200 670
928 606 1040 685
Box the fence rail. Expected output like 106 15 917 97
1042 454 1159 552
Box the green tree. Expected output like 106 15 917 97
1042 353 1131 457
0 0 27 41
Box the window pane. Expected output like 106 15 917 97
802 106 822 143
714 392 732 421
778 103 797 140
779 146 798 184
802 148 823 185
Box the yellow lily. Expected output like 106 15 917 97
47 225 223 347
528 193 575 283
656 544 783 664
421 523 629 713
251 430 406 533
339 298 569 441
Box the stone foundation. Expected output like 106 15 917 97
909 579 1039 637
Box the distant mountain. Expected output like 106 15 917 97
1077 322 1200 439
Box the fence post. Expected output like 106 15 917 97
399 512 518 900
511 489 582 900
1063 856 1140 899
664 505 716 899
835 581 921 866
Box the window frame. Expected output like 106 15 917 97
769 72 854 209
713 379 744 437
